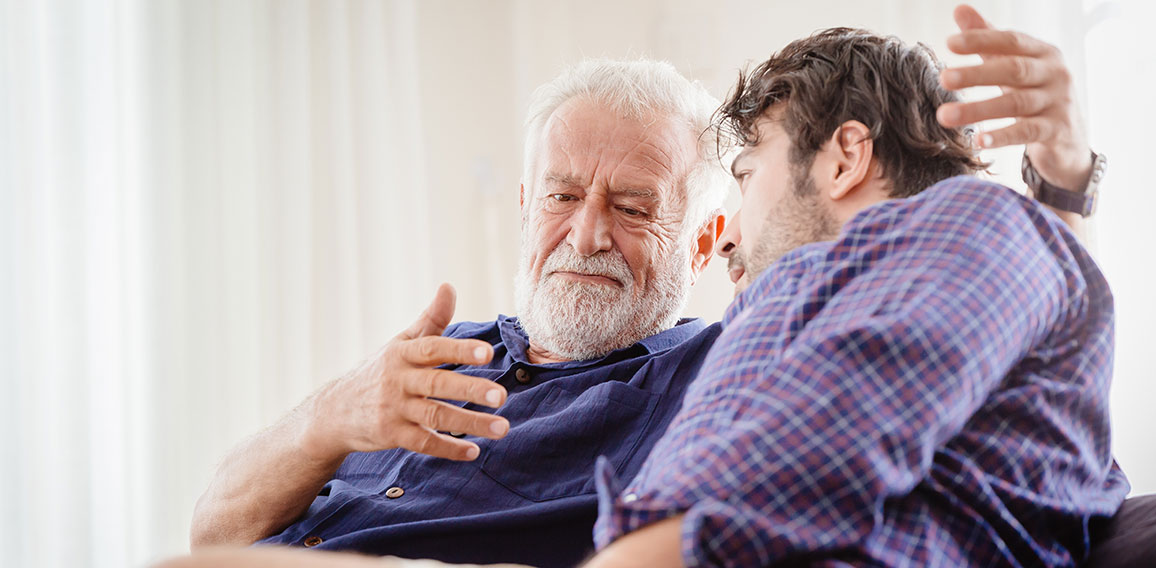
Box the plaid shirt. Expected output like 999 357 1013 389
594 176 1129 567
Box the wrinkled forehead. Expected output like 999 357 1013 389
534 97 699 196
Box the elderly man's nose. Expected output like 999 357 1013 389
567 205 613 256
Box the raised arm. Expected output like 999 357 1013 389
189 284 511 548
937 4 1098 239
593 182 1111 566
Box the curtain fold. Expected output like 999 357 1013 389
2 1 431 565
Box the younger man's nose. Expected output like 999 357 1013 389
715 216 741 258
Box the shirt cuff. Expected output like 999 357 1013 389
595 455 776 567
592 456 684 551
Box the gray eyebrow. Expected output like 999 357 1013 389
615 187 656 199
542 172 656 200
543 173 584 187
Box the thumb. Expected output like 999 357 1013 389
954 4 992 32
401 283 457 339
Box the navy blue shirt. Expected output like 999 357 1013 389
259 315 721 567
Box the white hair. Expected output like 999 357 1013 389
521 59 732 235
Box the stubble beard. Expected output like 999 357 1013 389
730 171 840 293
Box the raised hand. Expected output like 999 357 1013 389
298 283 509 463
937 4 1094 191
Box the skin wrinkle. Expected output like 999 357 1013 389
541 122 686 259
542 174 658 203
620 138 679 179
544 109 687 225
515 96 705 361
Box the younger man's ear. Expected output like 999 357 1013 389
824 120 874 201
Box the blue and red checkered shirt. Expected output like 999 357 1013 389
594 176 1129 567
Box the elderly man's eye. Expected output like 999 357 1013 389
550 194 576 202
619 207 645 217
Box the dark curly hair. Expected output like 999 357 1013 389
716 27 987 198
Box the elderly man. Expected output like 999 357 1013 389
192 58 731 568
589 9 1126 568
186 6 1103 568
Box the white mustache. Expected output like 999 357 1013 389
541 244 633 286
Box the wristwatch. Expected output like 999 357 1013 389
1021 150 1107 217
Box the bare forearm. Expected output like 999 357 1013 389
190 401 346 548
189 284 508 549
584 515 685 568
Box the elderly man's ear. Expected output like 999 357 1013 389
689 211 725 283
519 183 530 224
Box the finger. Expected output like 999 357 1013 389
400 336 495 368
974 117 1056 149
395 425 481 461
404 368 506 408
401 398 510 440
937 89 1050 128
953 4 992 33
940 57 1050 91
946 29 1056 58
951 5 995 62
399 283 457 340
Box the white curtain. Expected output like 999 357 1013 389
2 1 1151 567
1 0 437 565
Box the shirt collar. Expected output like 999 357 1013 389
497 315 706 368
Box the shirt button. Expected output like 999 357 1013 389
623 493 639 503
303 535 323 547
515 368 532 384
385 486 405 499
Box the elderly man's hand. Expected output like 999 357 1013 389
937 4 1094 191
298 283 508 463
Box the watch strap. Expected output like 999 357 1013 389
1021 151 1106 217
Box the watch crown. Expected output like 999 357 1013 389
1091 153 1108 183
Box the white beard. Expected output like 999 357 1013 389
514 239 693 361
